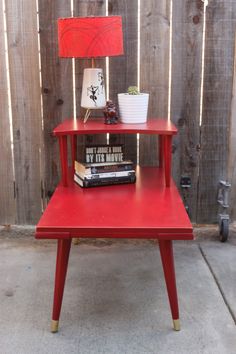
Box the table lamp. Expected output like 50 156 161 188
58 16 124 122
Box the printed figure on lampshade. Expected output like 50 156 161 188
58 16 124 122
82 68 105 108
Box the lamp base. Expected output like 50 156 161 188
83 109 91 123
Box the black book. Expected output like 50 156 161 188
74 173 136 188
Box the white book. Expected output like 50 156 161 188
74 174 83 187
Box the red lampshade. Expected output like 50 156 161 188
58 16 124 58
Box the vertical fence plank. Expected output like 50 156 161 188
0 0 15 224
171 0 203 221
108 0 138 163
74 0 106 158
229 37 236 222
197 0 236 223
39 1 73 199
139 0 170 166
6 0 42 224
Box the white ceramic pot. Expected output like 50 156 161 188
118 93 149 123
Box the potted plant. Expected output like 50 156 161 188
118 86 149 124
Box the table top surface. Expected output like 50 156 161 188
36 167 193 239
53 118 178 136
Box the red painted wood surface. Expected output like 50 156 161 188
59 135 68 187
53 118 178 136
70 135 77 175
36 167 193 239
159 136 163 168
36 118 193 331
159 240 179 320
54 118 176 188
52 239 71 322
164 135 172 187
58 16 124 58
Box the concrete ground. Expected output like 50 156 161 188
0 226 236 354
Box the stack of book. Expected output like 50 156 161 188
74 145 136 188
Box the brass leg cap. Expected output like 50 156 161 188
51 320 59 333
72 238 80 245
173 319 181 331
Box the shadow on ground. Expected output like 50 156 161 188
0 225 236 354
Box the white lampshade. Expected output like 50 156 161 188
81 68 106 109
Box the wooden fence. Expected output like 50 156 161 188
0 0 236 225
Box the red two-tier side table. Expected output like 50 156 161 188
35 118 193 333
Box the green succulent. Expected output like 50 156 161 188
127 86 140 95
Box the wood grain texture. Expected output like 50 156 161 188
74 0 106 158
0 0 15 224
6 0 42 224
2 0 236 224
197 0 236 223
108 0 138 163
171 0 204 221
139 0 170 166
229 36 236 221
39 0 73 199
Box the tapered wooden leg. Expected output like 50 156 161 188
158 240 180 331
72 237 80 245
159 135 163 168
163 135 172 187
70 136 79 246
51 239 72 333
70 135 77 174
59 135 68 187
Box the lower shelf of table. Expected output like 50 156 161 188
36 167 193 240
